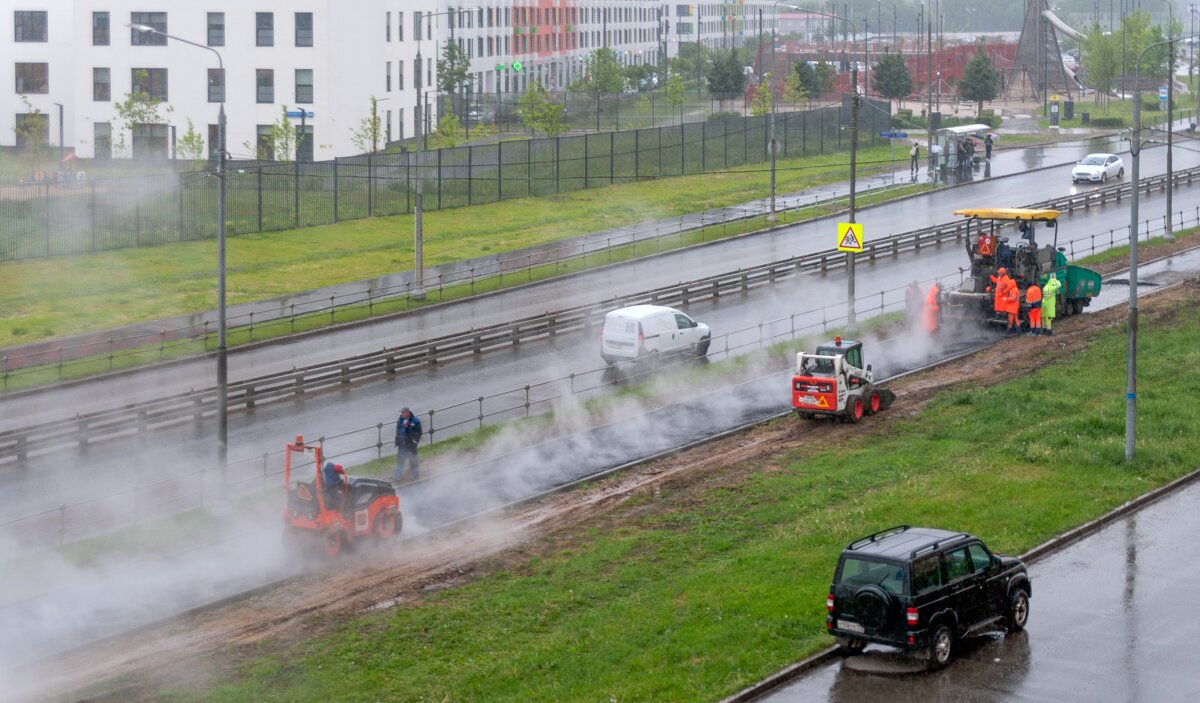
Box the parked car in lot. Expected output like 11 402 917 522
826 526 1031 670
1071 153 1125 184
600 304 710 366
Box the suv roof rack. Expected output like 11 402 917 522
909 533 971 559
847 525 910 550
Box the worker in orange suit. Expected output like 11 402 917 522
989 267 1010 323
1025 282 1043 335
1003 277 1021 335
923 281 941 333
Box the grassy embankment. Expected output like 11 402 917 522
124 280 1200 702
2 147 932 391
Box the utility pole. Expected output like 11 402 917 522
1166 0 1176 241
926 15 932 179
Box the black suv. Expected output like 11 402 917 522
826 525 1031 670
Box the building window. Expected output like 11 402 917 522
94 122 112 159
386 62 392 92
398 108 404 139
387 11 392 41
398 60 404 90
256 12 274 47
131 68 168 101
295 69 313 103
386 109 392 142
398 12 404 40
130 12 167 45
208 68 225 102
208 12 224 46
295 12 313 46
255 124 273 160
295 125 313 162
15 63 49 94
93 67 111 101
14 11 48 42
256 69 274 103
93 12 110 45
132 123 169 159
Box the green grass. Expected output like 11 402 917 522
1036 95 1198 130
1 176 933 392
128 286 1200 703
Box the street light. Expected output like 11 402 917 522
1124 31 1198 461
52 102 64 167
1163 0 1177 241
804 7 861 327
770 1 805 222
129 23 229 484
412 8 470 301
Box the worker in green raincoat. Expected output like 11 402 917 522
1042 274 1062 336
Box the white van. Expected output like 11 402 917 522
600 305 711 365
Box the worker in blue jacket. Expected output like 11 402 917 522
393 407 423 481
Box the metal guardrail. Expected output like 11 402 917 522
2 163 1199 466
6 204 1200 554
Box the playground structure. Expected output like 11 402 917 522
1005 0 1077 102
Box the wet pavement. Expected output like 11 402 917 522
755 479 1200 703
3 180 1200 534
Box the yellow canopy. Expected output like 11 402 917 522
953 208 1060 221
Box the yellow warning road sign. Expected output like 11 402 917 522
837 222 864 253
817 396 830 408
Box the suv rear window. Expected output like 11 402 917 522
838 557 908 595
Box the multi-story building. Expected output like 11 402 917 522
1 0 433 160
2 1 772 161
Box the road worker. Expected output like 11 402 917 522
1025 282 1043 335
989 267 1010 323
1042 274 1062 336
1004 277 1021 334
923 281 941 334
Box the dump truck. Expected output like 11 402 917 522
792 336 895 423
944 208 1103 326
283 435 401 556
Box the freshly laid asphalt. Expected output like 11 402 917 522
754 478 1200 702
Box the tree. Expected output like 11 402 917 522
437 40 472 95
706 49 746 99
872 52 913 107
517 80 567 137
1080 25 1120 107
665 72 687 124
750 79 773 116
670 42 709 87
793 61 820 101
350 95 384 154
623 63 655 91
583 47 626 97
12 95 48 173
814 61 836 96
113 69 173 158
245 105 296 161
175 118 207 166
428 112 464 149
958 47 999 116
782 65 809 108
1121 10 1170 80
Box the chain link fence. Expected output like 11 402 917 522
0 98 890 262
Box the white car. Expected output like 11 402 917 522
1071 153 1125 184
600 304 710 366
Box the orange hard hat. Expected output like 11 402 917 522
998 267 1007 275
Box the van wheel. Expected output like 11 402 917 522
694 337 710 358
927 624 955 670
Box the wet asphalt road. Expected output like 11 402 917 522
755 479 1200 703
2 138 1188 428
4 170 1200 532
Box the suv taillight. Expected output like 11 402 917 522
906 607 919 626
827 594 834 612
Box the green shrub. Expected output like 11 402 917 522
1088 116 1125 128
706 111 743 122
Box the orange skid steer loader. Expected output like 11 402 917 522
283 435 402 556
792 337 895 423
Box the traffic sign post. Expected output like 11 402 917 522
1160 86 1169 103
837 222 864 253
880 132 908 173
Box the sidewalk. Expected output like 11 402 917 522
0 126 1122 372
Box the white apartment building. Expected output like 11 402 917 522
1 0 434 160
2 0 771 161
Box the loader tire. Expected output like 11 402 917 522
865 389 882 416
847 396 864 424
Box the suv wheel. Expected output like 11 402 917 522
928 624 955 670
1006 588 1030 632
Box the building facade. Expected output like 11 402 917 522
3 0 771 161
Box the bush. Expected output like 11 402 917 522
1088 116 1125 128
706 111 743 122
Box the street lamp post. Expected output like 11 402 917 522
129 24 228 483
53 102 64 167
806 8 859 327
770 0 804 222
1125 32 1197 461
1164 0 1177 241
